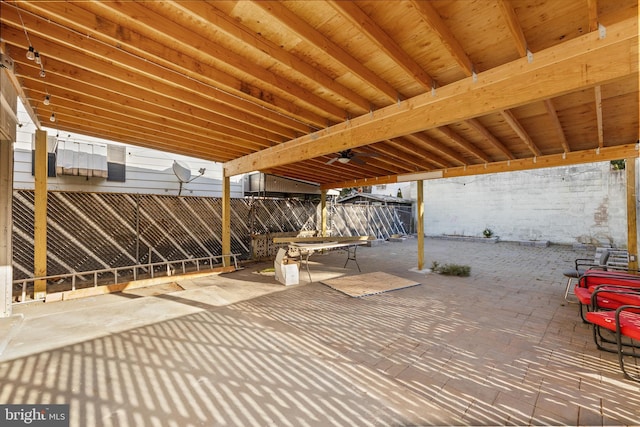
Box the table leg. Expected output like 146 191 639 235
303 252 312 282
343 245 361 272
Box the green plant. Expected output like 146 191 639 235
611 159 626 170
483 228 493 238
430 261 471 277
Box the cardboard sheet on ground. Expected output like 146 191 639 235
321 272 420 297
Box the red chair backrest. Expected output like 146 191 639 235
578 269 640 289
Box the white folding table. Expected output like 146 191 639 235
287 241 368 282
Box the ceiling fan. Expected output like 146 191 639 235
326 149 377 165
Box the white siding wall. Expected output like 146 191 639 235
14 104 244 197
422 162 634 247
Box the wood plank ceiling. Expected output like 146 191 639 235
1 0 638 189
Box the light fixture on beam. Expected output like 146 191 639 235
43 94 50 105
26 46 35 61
34 51 41 65
49 112 56 122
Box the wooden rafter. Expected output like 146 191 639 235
544 99 571 153
410 0 473 76
465 118 515 160
500 110 542 157
161 1 372 114
434 126 492 163
328 0 435 90
1 4 317 135
384 138 449 169
84 0 347 121
322 143 640 190
406 134 467 166
498 0 528 57
225 17 637 176
587 0 599 32
0 0 635 189
367 142 434 171
254 1 399 104
594 86 605 148
26 0 342 125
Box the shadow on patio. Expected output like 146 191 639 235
1 238 639 426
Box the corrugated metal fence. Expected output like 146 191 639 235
12 191 409 286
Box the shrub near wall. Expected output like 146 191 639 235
424 161 631 246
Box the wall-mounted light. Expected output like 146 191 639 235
43 94 50 105
26 46 35 61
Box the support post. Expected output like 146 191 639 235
33 129 48 299
320 190 327 237
221 172 231 267
417 180 425 270
626 157 638 271
0 140 13 316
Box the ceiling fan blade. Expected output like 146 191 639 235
326 157 338 164
350 156 366 165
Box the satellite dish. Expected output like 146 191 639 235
172 160 192 183
172 160 206 196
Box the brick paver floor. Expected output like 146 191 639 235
1 237 639 426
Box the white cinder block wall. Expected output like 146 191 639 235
422 162 634 247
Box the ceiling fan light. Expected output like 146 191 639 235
337 157 350 164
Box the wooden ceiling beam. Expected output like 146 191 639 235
53 121 238 163
225 17 637 176
10 58 282 155
14 63 274 152
85 0 348 122
11 1 332 129
0 24 297 144
587 0 599 32
386 139 448 169
544 99 571 153
356 152 415 174
433 126 492 163
465 118 515 160
498 0 528 57
320 143 640 190
160 1 372 114
368 141 438 171
594 86 605 149
253 1 399 104
405 134 467 166
500 110 542 157
410 0 474 76
328 0 436 90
